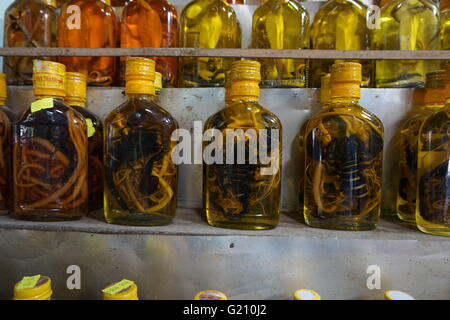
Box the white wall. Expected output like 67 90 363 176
0 0 15 71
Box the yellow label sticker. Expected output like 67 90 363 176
16 275 41 290
31 98 54 113
86 118 95 138
102 279 134 295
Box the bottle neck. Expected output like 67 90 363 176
330 97 360 105
35 95 64 101
127 93 154 101
229 80 260 103
0 99 6 106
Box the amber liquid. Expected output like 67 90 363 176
71 106 103 212
120 0 179 87
203 99 282 230
13 98 88 221
304 99 384 230
58 0 118 86
104 95 178 226
3 0 57 85
0 107 12 213
416 107 450 236
396 104 442 223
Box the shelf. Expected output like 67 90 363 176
0 48 448 60
0 208 447 241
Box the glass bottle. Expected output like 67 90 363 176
179 0 241 87
203 60 282 230
104 57 178 226
58 0 118 86
103 279 139 300
310 0 371 88
372 0 440 88
13 60 88 221
441 0 450 68
298 74 331 214
251 0 310 88
416 70 450 236
13 275 53 300
65 72 103 212
304 62 384 231
3 0 57 85
397 70 447 223
120 0 178 87
0 73 12 214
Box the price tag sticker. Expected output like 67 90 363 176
86 118 95 138
16 275 41 290
31 98 54 113
102 279 134 295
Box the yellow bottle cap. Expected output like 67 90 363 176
229 60 261 100
424 70 447 106
293 289 321 300
194 290 228 300
101 0 112 5
33 60 66 98
320 73 331 105
330 62 362 99
154 72 163 92
0 73 7 105
13 275 52 300
125 57 156 96
385 290 415 300
103 279 139 300
66 72 87 107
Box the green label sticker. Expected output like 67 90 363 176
31 98 54 113
16 275 41 290
102 279 134 295
86 118 95 138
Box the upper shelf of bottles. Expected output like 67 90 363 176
0 47 448 60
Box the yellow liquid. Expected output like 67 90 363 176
104 95 178 226
310 0 371 88
372 0 440 88
304 100 384 230
203 100 282 230
441 8 450 68
416 107 450 236
179 0 241 87
397 111 430 222
252 0 310 88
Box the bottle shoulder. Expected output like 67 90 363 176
206 101 282 130
105 98 178 130
70 106 102 126
182 0 235 17
18 100 86 126
420 108 450 134
310 103 384 132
